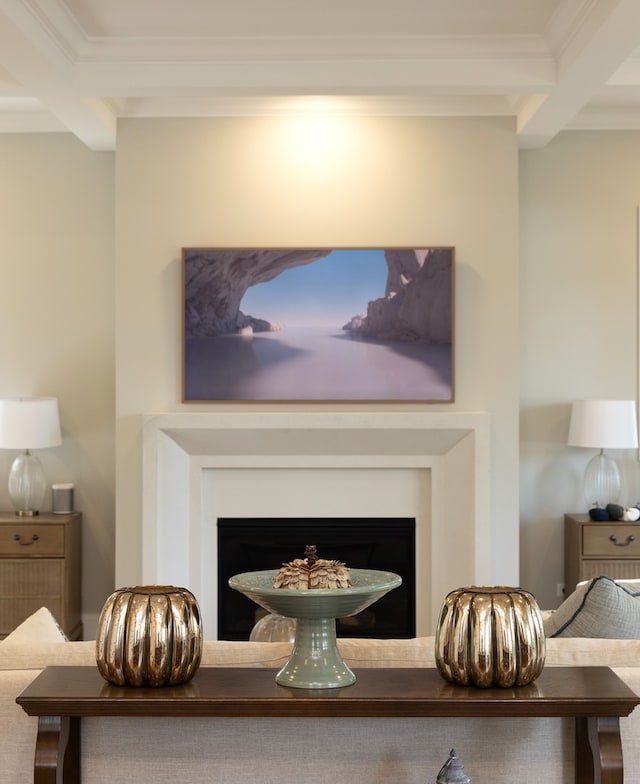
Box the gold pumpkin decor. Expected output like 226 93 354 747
435 585 545 688
96 585 203 687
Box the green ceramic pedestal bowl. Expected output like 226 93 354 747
228 568 402 689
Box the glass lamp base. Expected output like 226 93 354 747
249 613 297 642
584 451 621 509
8 450 46 516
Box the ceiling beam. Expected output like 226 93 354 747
73 58 555 100
517 0 640 148
0 5 116 149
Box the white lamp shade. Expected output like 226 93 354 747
568 399 638 450
0 397 62 449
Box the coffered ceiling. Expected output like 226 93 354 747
1 0 639 151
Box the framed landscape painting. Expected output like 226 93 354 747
183 247 454 402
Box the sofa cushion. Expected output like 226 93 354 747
543 575 640 638
0 669 43 784
339 636 435 667
545 636 640 665
200 640 293 668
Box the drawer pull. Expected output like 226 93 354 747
609 534 636 547
13 533 40 546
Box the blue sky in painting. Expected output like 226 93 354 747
240 249 388 327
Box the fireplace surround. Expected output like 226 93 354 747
142 411 490 638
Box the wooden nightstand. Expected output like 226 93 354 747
564 513 640 596
0 512 82 639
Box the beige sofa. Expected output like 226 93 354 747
2 606 640 784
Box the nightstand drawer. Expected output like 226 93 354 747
0 559 63 595
583 525 640 557
565 514 640 595
0 524 65 557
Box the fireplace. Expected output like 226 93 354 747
217 517 416 640
142 411 490 638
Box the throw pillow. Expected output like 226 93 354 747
577 577 640 591
0 608 95 671
543 575 640 638
3 607 68 644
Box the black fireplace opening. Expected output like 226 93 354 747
217 517 416 640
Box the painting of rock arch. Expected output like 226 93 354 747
183 247 454 402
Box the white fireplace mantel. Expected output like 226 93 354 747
142 411 490 637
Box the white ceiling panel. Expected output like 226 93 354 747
0 0 639 150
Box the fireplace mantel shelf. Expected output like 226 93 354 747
147 410 488 456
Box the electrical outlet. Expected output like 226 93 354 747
556 583 565 598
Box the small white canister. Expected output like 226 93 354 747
51 483 74 514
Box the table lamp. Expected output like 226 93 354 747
568 399 638 508
0 397 62 516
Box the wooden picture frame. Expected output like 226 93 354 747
183 247 454 402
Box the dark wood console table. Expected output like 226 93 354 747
17 665 640 784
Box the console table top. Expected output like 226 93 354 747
17 665 640 720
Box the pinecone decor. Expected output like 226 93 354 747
273 545 352 590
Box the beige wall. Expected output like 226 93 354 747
114 116 521 591
0 133 115 634
520 131 640 608
9 120 632 630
